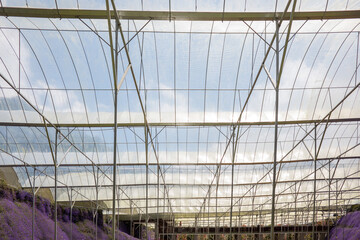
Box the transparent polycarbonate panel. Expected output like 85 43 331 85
3 0 359 12
1 19 359 126
0 2 359 226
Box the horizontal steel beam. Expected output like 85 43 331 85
0 7 359 21
21 177 360 189
79 195 358 220
0 117 359 128
1 155 358 168
115 203 354 220
64 189 360 202
90 191 360 210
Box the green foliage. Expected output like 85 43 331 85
240 234 254 240
199 234 208 240
14 202 21 208
286 233 294 240
263 234 271 240
177 234 187 240
227 234 235 240
304 233 312 240
0 179 6 188
349 204 360 212
0 230 8 240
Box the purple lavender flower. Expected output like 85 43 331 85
0 185 143 240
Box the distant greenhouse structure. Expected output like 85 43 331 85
0 0 360 239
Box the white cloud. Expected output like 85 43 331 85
0 24 86 116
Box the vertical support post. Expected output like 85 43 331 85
130 202 134 236
328 158 331 239
145 126 149 240
117 188 121 231
105 0 120 238
238 206 241 240
32 168 36 240
195 217 198 240
172 214 175 240
230 126 236 239
238 200 242 240
95 168 99 240
294 182 297 239
163 184 166 240
70 188 73 240
215 187 218 240
251 195 254 238
106 0 120 234
139 214 142 240
5 127 8 152
335 181 338 238
356 32 359 85
313 124 317 240
18 29 21 90
270 18 280 240
157 165 160 240
207 192 210 237
288 212 291 237
259 210 262 240
54 129 58 240
112 46 119 239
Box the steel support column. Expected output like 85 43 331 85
108 0 175 223
117 189 121 232
207 192 210 237
229 126 236 239
270 17 280 240
111 37 119 240
195 217 198 240
294 182 297 239
105 0 120 237
163 184 166 240
156 164 160 240
145 126 149 240
70 188 74 240
32 168 36 240
328 159 331 239
215 173 220 240
313 125 317 240
130 202 134 237
54 129 58 240
95 168 99 240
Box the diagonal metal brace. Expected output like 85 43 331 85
262 64 276 90
117 64 131 91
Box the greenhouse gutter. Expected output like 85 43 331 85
0 7 359 21
1 155 358 168
20 176 360 189
0 117 359 128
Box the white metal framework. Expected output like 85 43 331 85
0 0 359 239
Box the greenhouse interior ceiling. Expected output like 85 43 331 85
0 0 359 239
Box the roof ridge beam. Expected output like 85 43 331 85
0 7 359 21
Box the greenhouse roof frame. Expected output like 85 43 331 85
0 0 360 239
